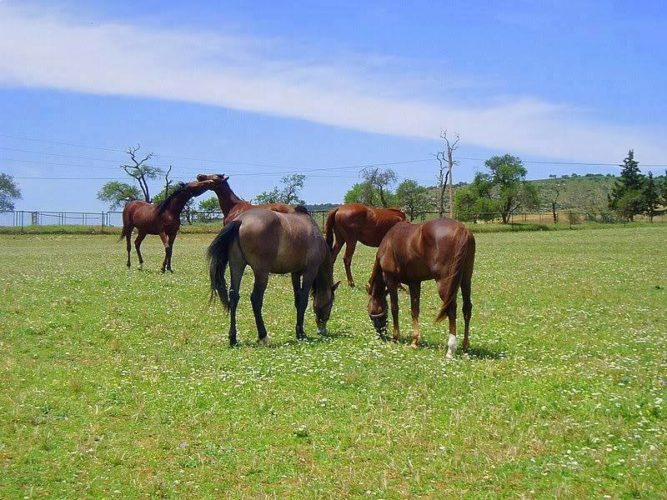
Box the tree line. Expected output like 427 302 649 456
1 142 665 224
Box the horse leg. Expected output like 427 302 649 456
134 232 146 270
408 282 421 347
291 272 301 309
227 259 246 347
388 284 400 341
461 270 473 353
165 233 176 273
342 239 357 287
250 270 270 343
125 230 132 269
331 238 344 265
159 232 171 273
296 271 317 340
437 280 458 358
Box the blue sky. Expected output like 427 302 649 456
1 0 666 211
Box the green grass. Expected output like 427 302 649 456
1 227 666 497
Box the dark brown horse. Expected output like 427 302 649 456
208 207 340 346
197 173 295 223
367 218 475 358
324 203 407 287
121 179 214 272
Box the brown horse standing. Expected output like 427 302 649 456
366 218 475 358
208 207 340 346
121 179 214 272
324 203 407 287
197 173 295 223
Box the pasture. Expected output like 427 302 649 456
1 226 665 497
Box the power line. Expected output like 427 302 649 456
5 132 666 171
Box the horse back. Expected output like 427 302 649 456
378 219 473 283
123 200 176 235
334 204 405 247
236 209 324 274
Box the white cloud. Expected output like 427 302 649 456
0 3 664 164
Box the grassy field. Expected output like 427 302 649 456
1 226 665 497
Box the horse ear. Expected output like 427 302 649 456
222 174 229 182
332 281 341 292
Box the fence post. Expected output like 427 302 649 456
101 212 105 234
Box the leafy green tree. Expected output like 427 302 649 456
344 182 377 205
608 150 646 221
360 167 397 207
454 155 538 223
454 173 496 222
0 173 21 211
396 179 432 220
197 196 222 223
255 174 306 205
96 181 140 210
643 172 661 222
485 154 538 223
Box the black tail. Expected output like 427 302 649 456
207 220 242 310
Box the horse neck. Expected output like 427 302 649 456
163 191 193 215
368 258 386 297
213 184 244 216
313 249 333 296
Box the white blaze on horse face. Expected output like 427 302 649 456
446 334 457 359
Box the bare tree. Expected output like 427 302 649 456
121 145 162 202
163 164 173 198
360 167 397 207
435 131 459 218
546 175 565 223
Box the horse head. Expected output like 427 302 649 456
366 279 388 338
197 173 229 184
313 280 340 335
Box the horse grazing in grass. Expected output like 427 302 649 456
121 179 214 272
207 207 340 346
324 203 407 287
366 218 475 358
197 173 295 224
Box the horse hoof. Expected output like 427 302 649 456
258 336 270 345
410 343 419 349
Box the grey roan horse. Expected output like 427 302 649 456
208 207 340 346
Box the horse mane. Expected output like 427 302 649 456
295 205 309 214
311 246 333 297
367 257 386 296
385 207 407 218
157 183 187 213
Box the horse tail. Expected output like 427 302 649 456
435 226 475 323
119 203 133 242
207 220 242 310
324 207 338 250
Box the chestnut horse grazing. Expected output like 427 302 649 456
208 207 339 346
324 203 407 287
197 173 295 223
121 180 214 272
367 218 475 358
